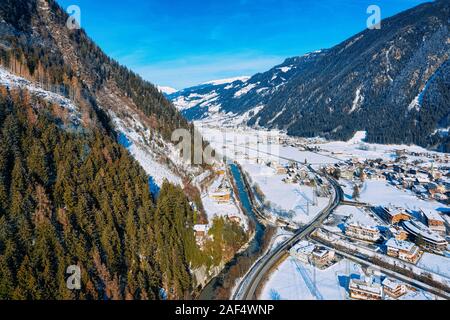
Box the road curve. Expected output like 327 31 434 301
233 167 343 300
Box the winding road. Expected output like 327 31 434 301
233 166 343 300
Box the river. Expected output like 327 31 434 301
198 163 267 300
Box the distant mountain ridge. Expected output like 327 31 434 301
157 86 178 95
170 0 450 151
168 50 327 124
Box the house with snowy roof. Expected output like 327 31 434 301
345 223 381 242
349 277 384 300
379 206 411 224
290 241 315 264
402 219 448 253
385 238 421 264
382 278 406 299
421 208 446 235
193 224 210 246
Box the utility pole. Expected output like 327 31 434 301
313 262 316 291
346 260 350 279
313 185 318 206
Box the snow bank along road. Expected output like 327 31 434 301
233 166 343 300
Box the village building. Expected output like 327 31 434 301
290 242 335 268
412 185 428 197
310 247 335 268
385 238 421 264
340 169 355 180
433 193 448 202
193 224 209 246
283 172 298 184
228 215 242 224
209 178 232 203
290 241 316 264
256 157 266 165
421 209 446 235
388 227 409 241
415 173 431 185
215 168 226 176
210 189 231 203
402 177 415 189
270 161 287 175
379 206 411 224
349 277 384 300
345 223 381 242
402 219 448 252
382 278 407 299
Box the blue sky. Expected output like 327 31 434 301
57 0 429 89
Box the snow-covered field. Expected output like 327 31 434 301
243 163 329 225
261 256 434 300
333 205 382 227
199 127 449 168
358 180 448 213
418 253 450 279
199 126 340 167
310 131 449 165
198 126 334 225
261 257 359 300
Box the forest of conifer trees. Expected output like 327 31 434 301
0 87 202 299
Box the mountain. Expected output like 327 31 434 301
168 55 325 125
0 0 202 185
170 0 450 151
0 0 210 300
202 76 251 86
157 86 178 95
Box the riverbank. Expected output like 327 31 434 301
197 163 275 300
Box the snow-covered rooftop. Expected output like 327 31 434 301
382 278 403 290
349 278 383 295
347 222 379 232
194 224 209 232
403 219 446 244
386 238 416 252
291 241 315 255
421 208 444 223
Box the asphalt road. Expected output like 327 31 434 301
233 169 343 300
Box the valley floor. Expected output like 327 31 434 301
198 124 450 300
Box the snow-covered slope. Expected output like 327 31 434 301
167 51 327 127
347 131 367 144
0 66 198 190
109 110 183 188
202 76 250 86
0 0 201 192
0 67 82 126
96 85 202 189
157 86 178 95
169 1 450 151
